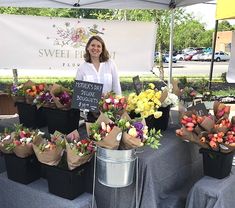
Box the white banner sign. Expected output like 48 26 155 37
0 14 156 73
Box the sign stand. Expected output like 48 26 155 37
91 152 139 208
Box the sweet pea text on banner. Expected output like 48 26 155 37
0 14 156 74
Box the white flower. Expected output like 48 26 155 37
105 98 111 103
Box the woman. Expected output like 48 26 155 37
76 35 122 122
76 35 122 95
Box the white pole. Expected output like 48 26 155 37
168 9 174 88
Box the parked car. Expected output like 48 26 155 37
163 54 177 63
202 51 230 62
175 53 185 61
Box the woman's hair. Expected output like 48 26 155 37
84 35 110 62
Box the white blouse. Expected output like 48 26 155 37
75 60 122 95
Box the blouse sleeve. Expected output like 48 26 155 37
110 60 122 96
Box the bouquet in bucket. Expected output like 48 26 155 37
126 83 166 119
50 84 72 110
66 130 94 170
32 131 65 166
0 128 13 154
5 124 42 158
86 113 122 150
118 116 162 150
176 101 235 153
99 92 127 121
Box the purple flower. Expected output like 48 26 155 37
133 122 144 131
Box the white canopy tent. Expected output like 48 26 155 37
0 0 211 85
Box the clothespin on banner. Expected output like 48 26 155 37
12 69 18 85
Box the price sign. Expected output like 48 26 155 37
132 76 143 95
187 102 208 116
71 80 103 112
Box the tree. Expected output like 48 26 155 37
218 20 233 31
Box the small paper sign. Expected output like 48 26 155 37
132 76 143 95
71 80 103 112
187 103 208 116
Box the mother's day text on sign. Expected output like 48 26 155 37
71 80 103 112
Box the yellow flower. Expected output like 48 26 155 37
148 83 155 89
154 111 163 119
128 128 138 137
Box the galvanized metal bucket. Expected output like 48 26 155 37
96 146 136 188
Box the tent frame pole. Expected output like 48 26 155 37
208 19 219 90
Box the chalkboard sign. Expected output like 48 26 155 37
187 103 208 116
132 76 143 95
71 80 103 112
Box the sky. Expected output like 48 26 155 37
185 2 235 30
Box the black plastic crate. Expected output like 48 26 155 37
44 163 87 200
129 105 170 131
16 102 47 128
44 108 80 134
4 153 41 184
199 148 234 179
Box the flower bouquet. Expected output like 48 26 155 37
5 124 41 158
0 128 13 154
66 130 94 170
99 92 127 121
32 130 65 166
50 84 72 110
33 86 55 109
24 80 45 104
10 84 26 103
176 101 235 153
86 113 122 150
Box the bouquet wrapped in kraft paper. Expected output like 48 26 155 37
50 84 72 110
86 112 122 150
0 129 13 154
66 130 94 170
32 131 65 166
24 80 45 105
176 101 235 153
118 113 162 150
99 92 128 122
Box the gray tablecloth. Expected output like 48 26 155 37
0 155 5 173
186 167 235 208
94 113 204 208
0 172 96 208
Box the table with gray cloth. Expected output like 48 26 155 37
94 113 204 208
186 167 235 208
0 155 5 173
0 172 96 208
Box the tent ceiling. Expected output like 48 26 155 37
216 0 235 20
0 0 211 9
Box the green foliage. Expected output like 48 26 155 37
145 128 162 149
218 20 234 31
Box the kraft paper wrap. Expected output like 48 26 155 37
86 113 122 149
14 144 34 158
32 135 64 166
172 79 181 97
180 127 210 149
220 143 235 154
119 119 146 150
66 130 80 141
0 138 13 154
66 142 93 170
50 84 70 110
213 101 230 120
200 116 215 132
119 132 143 150
159 89 168 103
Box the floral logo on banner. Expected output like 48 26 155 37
47 21 105 48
